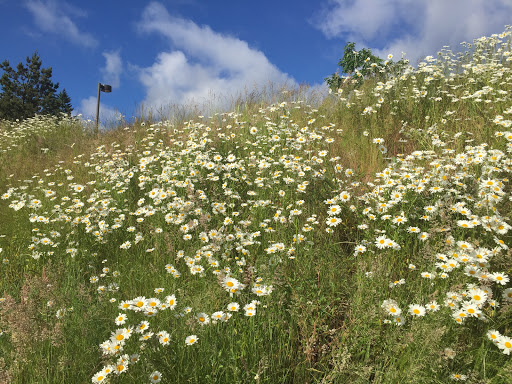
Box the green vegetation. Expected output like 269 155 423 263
0 51 73 121
1 29 512 384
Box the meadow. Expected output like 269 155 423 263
1 28 512 383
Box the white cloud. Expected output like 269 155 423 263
77 96 122 129
314 0 512 65
101 50 123 89
25 0 97 47
136 2 295 112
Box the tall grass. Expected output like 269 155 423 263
1 28 512 383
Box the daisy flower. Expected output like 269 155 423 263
149 371 162 383
375 235 388 249
196 313 210 326
487 329 502 344
326 217 342 227
222 277 240 292
491 272 509 285
115 313 127 326
502 288 512 302
158 331 171 345
498 336 512 355
408 304 426 317
185 335 198 346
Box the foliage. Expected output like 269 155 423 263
325 42 384 91
0 51 73 121
325 42 412 93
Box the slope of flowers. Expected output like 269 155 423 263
0 27 511 383
1 102 351 381
0 113 81 154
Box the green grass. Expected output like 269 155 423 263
1 28 512 384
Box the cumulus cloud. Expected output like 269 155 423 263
136 2 295 111
77 96 122 129
314 0 512 65
25 0 97 47
101 50 123 89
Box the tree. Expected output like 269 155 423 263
325 42 384 92
0 51 73 120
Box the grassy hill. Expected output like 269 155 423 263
1 29 512 383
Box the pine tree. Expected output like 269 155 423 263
0 51 73 120
56 89 73 116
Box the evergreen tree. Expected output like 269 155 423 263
0 51 73 120
56 88 73 116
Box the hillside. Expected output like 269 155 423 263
1 28 512 383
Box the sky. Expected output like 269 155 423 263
1 0 511 124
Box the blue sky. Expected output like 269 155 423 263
1 0 511 124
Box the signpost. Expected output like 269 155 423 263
95 83 112 136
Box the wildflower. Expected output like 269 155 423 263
408 304 426 317
389 279 405 288
115 313 127 326
185 335 198 346
164 294 177 309
196 313 210 326
468 288 487 305
393 316 405 326
392 215 407 225
375 235 389 249
211 311 225 321
418 232 429 241
222 277 240 292
158 331 171 345
491 272 510 285
461 302 481 317
502 288 512 302
326 217 342 227
114 356 129 374
92 369 109 383
227 302 240 312
381 299 401 317
136 321 149 334
327 205 341 216
150 371 162 383
450 373 467 381
426 301 440 312
498 336 512 355
487 329 501 344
